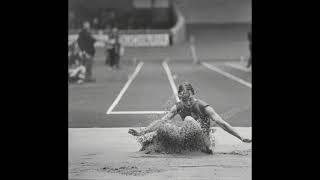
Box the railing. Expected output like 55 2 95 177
69 28 171 47
169 2 186 44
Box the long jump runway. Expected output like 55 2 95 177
105 60 252 127
103 60 251 127
69 60 251 127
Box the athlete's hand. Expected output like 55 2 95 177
242 138 252 143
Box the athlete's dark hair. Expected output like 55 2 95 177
178 82 195 96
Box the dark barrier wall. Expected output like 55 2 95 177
69 0 133 11
69 0 133 29
69 0 175 29
151 8 174 28
176 0 251 24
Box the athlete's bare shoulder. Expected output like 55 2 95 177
196 99 210 106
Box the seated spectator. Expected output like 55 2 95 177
68 43 86 84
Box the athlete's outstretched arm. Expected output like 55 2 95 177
160 105 178 121
205 106 251 143
128 105 178 136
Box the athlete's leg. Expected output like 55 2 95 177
184 116 198 123
128 119 170 136
201 132 213 154
184 116 213 154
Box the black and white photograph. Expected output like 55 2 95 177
68 0 252 179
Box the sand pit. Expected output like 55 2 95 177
69 128 251 179
70 151 251 179
100 165 162 176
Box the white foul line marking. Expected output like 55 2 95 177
108 111 168 115
202 62 252 88
106 61 144 114
162 60 180 102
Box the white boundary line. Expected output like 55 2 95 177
190 44 199 64
189 35 200 64
225 62 251 72
108 111 168 115
106 61 144 114
162 59 180 102
202 62 252 88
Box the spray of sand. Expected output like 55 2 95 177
136 95 215 154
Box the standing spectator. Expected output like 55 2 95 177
109 11 116 28
92 17 99 30
100 10 109 30
109 28 122 69
247 31 252 69
104 41 113 70
77 21 96 82
113 35 123 69
69 11 75 29
103 27 113 70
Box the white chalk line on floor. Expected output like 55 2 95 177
106 59 179 115
202 62 252 88
225 62 251 72
108 111 168 115
162 59 180 102
106 61 144 114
